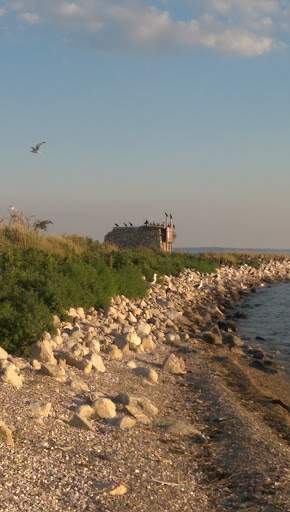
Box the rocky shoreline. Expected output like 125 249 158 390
0 260 290 511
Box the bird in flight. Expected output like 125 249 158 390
31 142 46 154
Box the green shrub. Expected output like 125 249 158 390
0 234 271 354
0 288 55 353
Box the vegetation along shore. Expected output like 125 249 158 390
0 220 289 511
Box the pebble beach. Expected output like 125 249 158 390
0 260 290 511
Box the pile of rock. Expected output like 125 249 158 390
1 259 290 441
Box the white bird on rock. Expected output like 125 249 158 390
31 142 46 154
149 273 157 284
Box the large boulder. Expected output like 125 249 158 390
0 362 24 387
84 353 106 372
0 347 8 360
29 340 57 365
92 398 116 419
162 354 186 375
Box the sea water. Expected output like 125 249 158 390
235 282 290 375
177 248 290 375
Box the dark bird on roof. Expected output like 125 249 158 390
144 219 149 225
124 222 127 227
165 212 168 217
152 221 155 226
170 213 172 219
129 222 133 226
115 223 119 227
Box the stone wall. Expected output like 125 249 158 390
104 226 166 250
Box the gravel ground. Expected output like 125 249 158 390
1 262 290 512
0 338 289 512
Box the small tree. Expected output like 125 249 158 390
33 219 53 232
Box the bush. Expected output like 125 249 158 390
0 288 55 353
0 232 269 354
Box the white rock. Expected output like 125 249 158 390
126 360 137 369
74 404 94 418
141 335 155 351
28 400 52 417
0 421 14 446
69 414 94 431
87 339 101 353
92 397 116 418
127 312 137 323
85 353 105 372
76 307 85 320
29 340 57 365
133 367 158 383
123 331 141 346
0 347 8 360
136 322 151 337
1 364 24 387
52 335 63 346
162 354 186 374
106 345 122 359
31 359 42 370
110 416 136 429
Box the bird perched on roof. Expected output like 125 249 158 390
144 219 149 225
115 223 119 227
124 222 127 227
31 142 46 154
129 222 133 226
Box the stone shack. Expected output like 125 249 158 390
104 224 176 253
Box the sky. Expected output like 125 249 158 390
1 0 290 249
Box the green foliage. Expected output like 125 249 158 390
0 287 55 353
33 219 53 232
0 229 273 354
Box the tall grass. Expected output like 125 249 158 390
1 210 282 354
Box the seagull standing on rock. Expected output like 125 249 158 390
149 273 157 284
31 142 46 154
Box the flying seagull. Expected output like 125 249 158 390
31 142 46 154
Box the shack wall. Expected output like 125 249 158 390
104 226 165 250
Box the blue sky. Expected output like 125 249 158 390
1 0 290 248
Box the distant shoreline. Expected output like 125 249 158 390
175 247 290 254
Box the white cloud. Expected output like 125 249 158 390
58 2 83 17
209 0 279 17
176 16 272 55
3 0 288 56
19 11 40 24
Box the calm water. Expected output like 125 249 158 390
177 247 290 374
234 283 290 375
